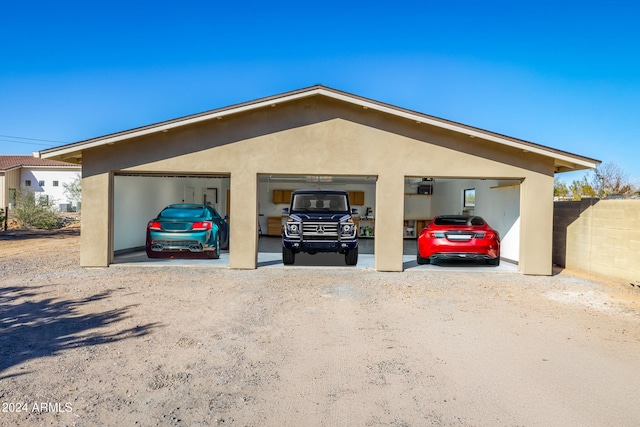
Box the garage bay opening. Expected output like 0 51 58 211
257 175 377 267
403 177 521 270
113 173 230 265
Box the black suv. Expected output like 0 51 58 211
282 190 359 265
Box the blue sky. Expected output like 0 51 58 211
1 1 639 183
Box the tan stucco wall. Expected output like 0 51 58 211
77 97 556 274
556 200 640 283
1 169 21 209
0 174 4 210
79 169 112 267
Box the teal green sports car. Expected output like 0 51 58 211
146 204 229 259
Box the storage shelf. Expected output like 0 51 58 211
403 218 430 239
358 218 375 238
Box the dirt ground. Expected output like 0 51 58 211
1 226 639 427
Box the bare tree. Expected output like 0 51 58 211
589 162 637 198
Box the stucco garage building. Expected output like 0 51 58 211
41 85 598 274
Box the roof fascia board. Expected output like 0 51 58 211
24 165 81 170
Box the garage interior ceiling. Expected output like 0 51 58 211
116 173 229 179
261 175 377 185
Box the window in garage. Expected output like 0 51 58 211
463 188 476 215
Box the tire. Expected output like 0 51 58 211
487 256 500 266
146 248 160 259
416 241 430 264
283 246 295 265
207 234 221 259
416 252 430 265
345 247 358 265
220 228 229 250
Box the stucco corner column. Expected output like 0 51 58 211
374 174 405 272
80 172 112 267
228 172 259 269
519 175 554 275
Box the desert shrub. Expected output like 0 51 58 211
13 189 62 229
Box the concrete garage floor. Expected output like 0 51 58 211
113 237 517 272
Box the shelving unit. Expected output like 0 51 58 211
357 218 375 238
403 219 429 239
403 191 431 238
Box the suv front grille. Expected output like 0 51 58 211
302 222 338 239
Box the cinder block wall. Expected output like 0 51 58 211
553 199 640 284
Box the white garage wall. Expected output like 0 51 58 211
114 175 230 252
485 184 520 262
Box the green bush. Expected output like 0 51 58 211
13 189 62 230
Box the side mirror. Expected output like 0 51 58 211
282 208 289 215
224 215 230 220
351 208 359 215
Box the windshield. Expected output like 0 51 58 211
291 194 349 212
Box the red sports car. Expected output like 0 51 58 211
417 215 500 265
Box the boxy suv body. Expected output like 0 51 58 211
282 190 359 265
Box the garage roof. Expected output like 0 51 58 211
39 85 599 172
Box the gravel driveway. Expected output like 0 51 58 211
1 226 639 426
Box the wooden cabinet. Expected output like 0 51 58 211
274 189 364 205
267 216 283 236
348 191 365 205
272 189 293 204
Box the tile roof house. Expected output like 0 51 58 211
0 155 82 212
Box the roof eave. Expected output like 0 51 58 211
40 85 600 171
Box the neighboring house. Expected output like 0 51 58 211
0 154 82 212
41 85 599 273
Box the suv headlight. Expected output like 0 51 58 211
286 222 301 235
341 223 354 235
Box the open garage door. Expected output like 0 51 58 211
112 173 230 265
403 177 521 270
257 174 377 267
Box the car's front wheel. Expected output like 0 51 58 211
282 246 295 265
345 247 358 265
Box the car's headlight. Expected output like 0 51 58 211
287 222 300 235
341 223 354 234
